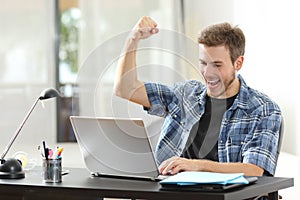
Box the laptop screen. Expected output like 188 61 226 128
70 116 160 180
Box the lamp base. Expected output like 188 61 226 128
0 158 25 179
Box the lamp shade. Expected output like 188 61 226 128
39 88 61 100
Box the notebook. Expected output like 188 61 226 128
69 116 164 181
160 171 257 192
160 177 258 192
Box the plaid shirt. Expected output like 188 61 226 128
144 75 282 175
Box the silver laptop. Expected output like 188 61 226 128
70 116 163 181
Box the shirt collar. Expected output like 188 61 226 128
232 74 250 110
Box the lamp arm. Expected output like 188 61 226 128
0 96 40 160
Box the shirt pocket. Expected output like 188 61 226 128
226 132 248 161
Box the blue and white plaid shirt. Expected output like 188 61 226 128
144 75 282 175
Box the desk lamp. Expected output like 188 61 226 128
0 88 60 179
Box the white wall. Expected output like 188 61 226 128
233 0 300 157
184 0 300 155
0 0 61 166
234 2 300 197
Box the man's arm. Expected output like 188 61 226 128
159 157 264 176
114 16 159 107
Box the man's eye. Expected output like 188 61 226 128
212 63 222 68
200 61 207 66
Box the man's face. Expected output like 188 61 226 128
199 44 241 99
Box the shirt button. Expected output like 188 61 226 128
173 114 177 118
220 140 223 143
241 142 244 145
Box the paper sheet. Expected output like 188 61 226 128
160 171 249 185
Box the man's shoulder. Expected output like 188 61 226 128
240 81 281 114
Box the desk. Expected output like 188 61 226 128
0 167 294 200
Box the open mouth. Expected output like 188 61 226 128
207 79 220 88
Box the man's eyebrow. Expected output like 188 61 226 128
199 59 223 64
213 61 223 64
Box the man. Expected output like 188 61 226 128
114 16 282 177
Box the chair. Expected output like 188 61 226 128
275 117 284 170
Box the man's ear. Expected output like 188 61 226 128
234 56 244 71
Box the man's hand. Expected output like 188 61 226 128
131 16 159 41
159 157 202 175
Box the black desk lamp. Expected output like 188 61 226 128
0 88 60 179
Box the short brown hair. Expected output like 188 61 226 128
198 22 245 65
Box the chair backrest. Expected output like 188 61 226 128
274 117 284 174
277 117 284 158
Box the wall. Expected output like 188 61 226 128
0 0 59 165
232 0 300 156
183 0 300 156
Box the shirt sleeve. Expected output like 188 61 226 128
242 110 282 176
143 82 175 117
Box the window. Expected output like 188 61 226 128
56 0 81 142
55 0 199 142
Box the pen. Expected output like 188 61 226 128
48 149 53 159
43 141 49 160
56 147 63 158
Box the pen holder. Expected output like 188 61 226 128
42 158 62 183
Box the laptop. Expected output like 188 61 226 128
69 116 164 181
